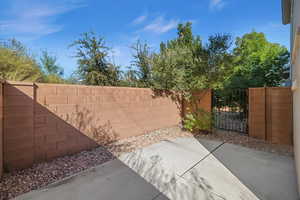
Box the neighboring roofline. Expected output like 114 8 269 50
282 0 291 25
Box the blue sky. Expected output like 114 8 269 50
0 0 290 77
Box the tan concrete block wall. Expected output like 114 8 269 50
3 82 184 170
3 82 35 170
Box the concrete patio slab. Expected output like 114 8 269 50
195 138 224 152
155 175 223 200
15 136 297 200
211 142 298 200
15 159 167 200
118 137 212 191
120 137 259 200
181 154 259 200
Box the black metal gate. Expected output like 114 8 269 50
212 89 248 134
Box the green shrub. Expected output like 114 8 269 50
183 108 213 134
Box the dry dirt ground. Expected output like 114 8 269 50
0 126 293 200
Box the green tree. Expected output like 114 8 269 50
119 67 139 87
152 43 194 92
0 39 43 81
70 32 120 86
152 22 233 94
151 23 233 133
39 50 65 83
131 40 153 87
40 50 64 76
0 38 29 57
151 22 233 133
225 31 290 88
199 33 234 88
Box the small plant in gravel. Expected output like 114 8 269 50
184 108 214 134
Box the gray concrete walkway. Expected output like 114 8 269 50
16 137 298 200
16 159 169 200
208 141 298 200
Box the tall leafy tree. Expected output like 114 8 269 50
39 50 66 83
131 40 153 87
0 38 28 57
152 22 233 94
200 34 234 88
40 50 64 76
225 31 290 88
70 32 120 86
0 39 43 81
151 22 234 132
152 22 200 92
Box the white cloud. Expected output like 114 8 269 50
209 0 226 11
0 19 63 36
0 0 86 40
132 14 147 25
143 16 179 34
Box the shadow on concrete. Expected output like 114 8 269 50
196 138 298 200
121 148 228 200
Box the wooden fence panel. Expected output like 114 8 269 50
249 87 293 145
249 88 266 140
266 88 272 142
267 88 293 145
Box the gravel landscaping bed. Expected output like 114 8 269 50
194 129 294 157
0 127 190 200
0 147 114 200
108 126 191 156
0 126 293 199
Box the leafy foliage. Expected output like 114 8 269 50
151 22 233 96
0 27 290 92
225 31 290 88
184 108 213 133
0 39 43 82
0 39 69 83
150 23 233 134
118 67 140 87
70 32 121 86
131 40 153 87
39 50 65 83
40 50 64 76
